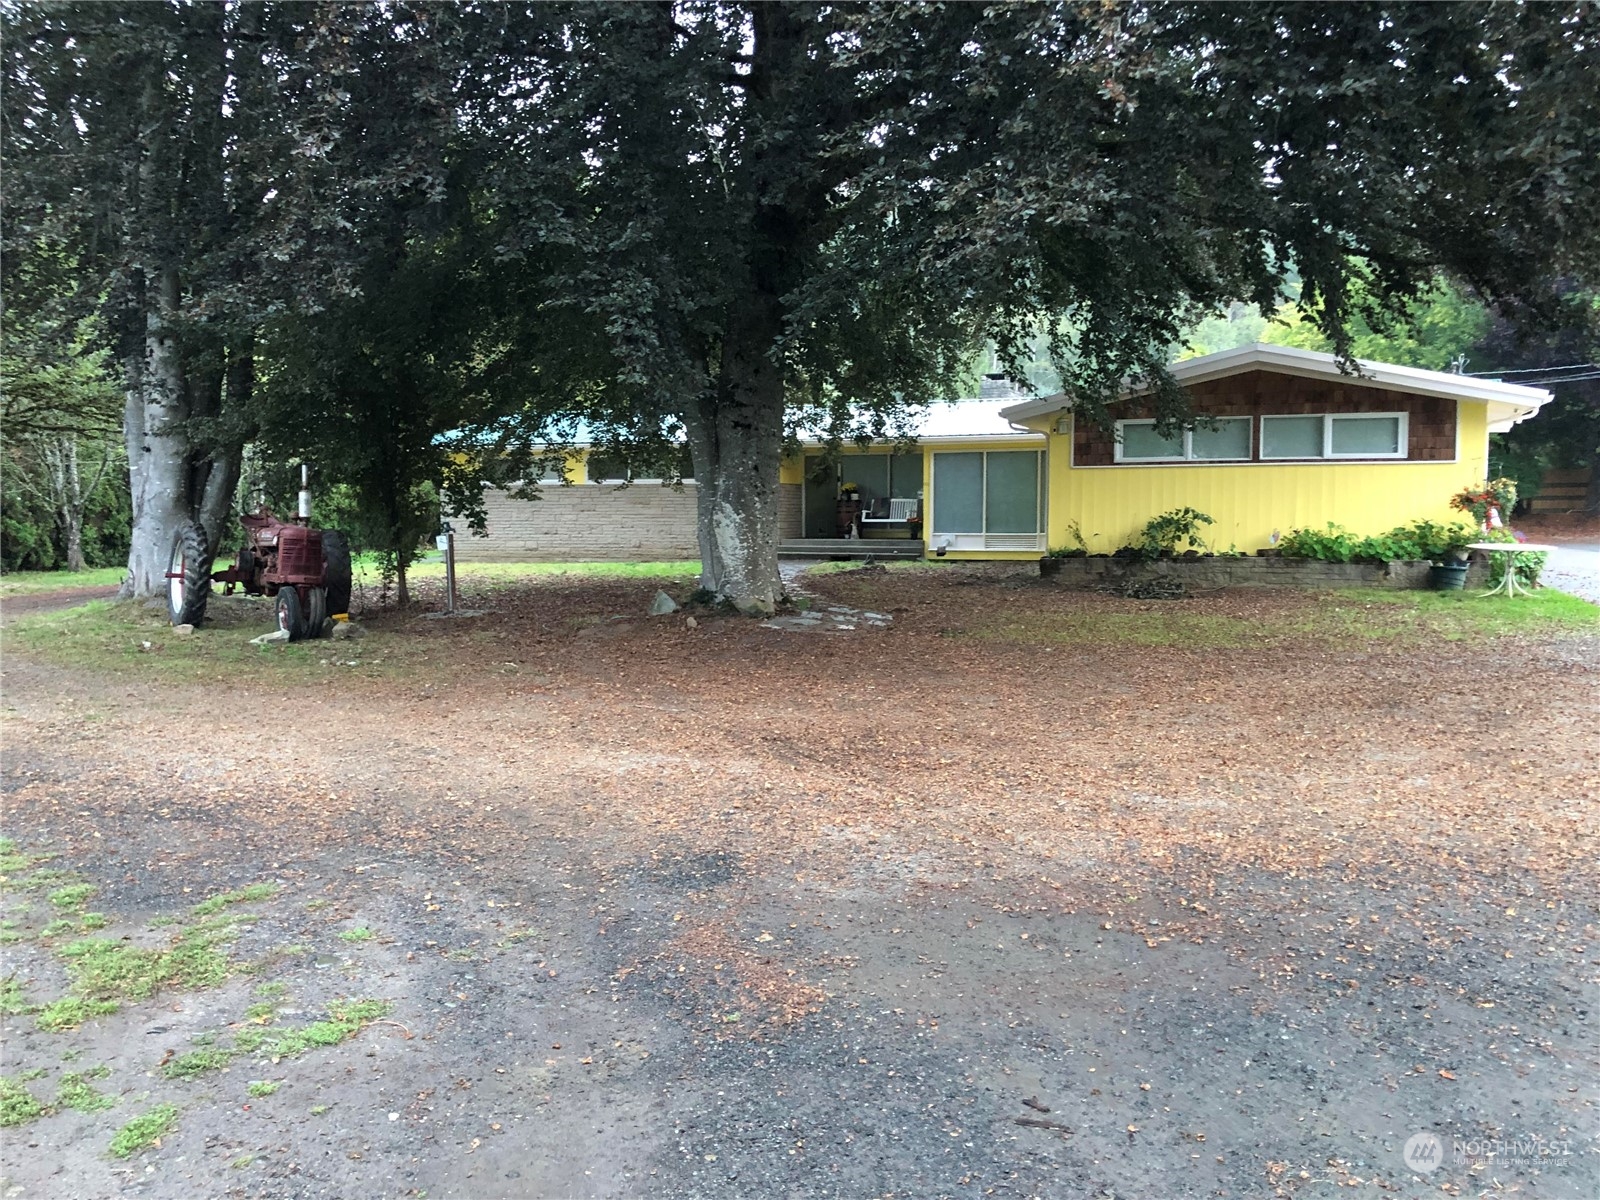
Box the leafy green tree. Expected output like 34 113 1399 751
1472 290 1600 512
0 291 129 572
2 2 469 595
471 1 1600 612
1261 277 1491 371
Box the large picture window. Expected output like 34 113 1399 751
931 450 1044 549
1260 413 1407 460
1114 417 1252 463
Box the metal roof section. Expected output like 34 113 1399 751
793 397 1043 445
998 342 1554 432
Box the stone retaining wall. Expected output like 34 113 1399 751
1038 555 1488 590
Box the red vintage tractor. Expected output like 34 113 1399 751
166 470 352 640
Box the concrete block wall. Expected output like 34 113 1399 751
457 484 700 562
778 483 803 541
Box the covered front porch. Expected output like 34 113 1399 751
778 538 926 559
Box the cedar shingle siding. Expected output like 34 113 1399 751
1073 370 1457 466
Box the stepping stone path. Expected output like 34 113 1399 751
764 563 892 633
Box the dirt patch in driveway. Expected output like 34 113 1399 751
2 567 1597 1198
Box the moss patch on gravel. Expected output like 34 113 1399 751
108 1104 178 1158
0 1076 47 1127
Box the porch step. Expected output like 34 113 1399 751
779 539 926 559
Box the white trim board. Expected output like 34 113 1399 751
1002 343 1551 430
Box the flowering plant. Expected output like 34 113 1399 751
1450 478 1518 529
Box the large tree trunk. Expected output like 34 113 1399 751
688 292 787 615
42 437 88 571
122 268 193 597
117 6 247 601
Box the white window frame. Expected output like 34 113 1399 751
1259 412 1409 461
929 449 1045 551
1113 417 1252 463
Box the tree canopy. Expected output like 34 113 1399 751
5 2 1597 605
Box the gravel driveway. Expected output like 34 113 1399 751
1543 544 1600 604
2 571 1595 1199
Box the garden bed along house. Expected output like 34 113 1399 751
1039 552 1487 590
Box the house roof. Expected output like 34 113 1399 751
796 398 1042 445
998 343 1554 433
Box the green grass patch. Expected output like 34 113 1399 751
969 587 1600 650
246 1080 280 1097
59 920 236 1002
248 998 392 1062
1301 588 1600 641
0 567 126 597
337 926 374 943
4 599 392 683
36 996 120 1031
40 918 77 937
190 883 277 918
108 1103 178 1158
253 981 289 1000
1 977 38 1015
0 1076 47 1127
395 559 701 583
243 1000 277 1023
164 1048 233 1079
57 1067 116 1113
0 838 52 875
79 912 109 931
6 866 76 892
48 883 96 911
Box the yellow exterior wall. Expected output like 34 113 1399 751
1036 401 1487 554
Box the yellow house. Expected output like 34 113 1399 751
782 343 1551 560
461 344 1549 564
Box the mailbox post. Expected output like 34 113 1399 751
436 524 457 614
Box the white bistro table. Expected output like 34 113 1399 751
1466 541 1558 598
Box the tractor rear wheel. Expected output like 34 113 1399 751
275 587 306 640
322 531 352 616
167 521 213 627
305 586 328 638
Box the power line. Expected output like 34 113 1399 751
1466 362 1598 377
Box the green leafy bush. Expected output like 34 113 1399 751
1280 520 1474 564
1478 528 1548 586
1278 524 1357 562
1123 508 1214 559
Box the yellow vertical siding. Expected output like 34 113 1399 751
1043 402 1487 554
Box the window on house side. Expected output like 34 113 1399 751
1260 413 1407 460
1328 414 1403 457
1115 417 1250 462
1116 422 1185 461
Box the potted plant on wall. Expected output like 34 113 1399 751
1413 520 1475 590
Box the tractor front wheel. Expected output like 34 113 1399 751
167 521 213 627
305 586 328 638
275 587 306 641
